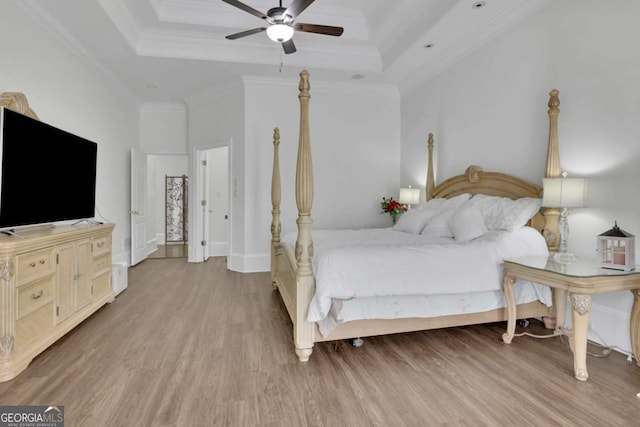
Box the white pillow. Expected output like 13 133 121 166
419 193 471 212
420 209 455 238
449 205 488 242
393 208 440 234
468 194 541 231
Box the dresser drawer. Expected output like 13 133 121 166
16 247 56 287
17 275 55 319
92 235 111 257
14 301 55 352
92 272 112 299
92 253 111 277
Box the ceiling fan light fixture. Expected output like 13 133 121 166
266 24 294 42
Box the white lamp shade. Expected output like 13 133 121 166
266 24 294 42
399 187 421 205
541 178 587 208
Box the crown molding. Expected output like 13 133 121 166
184 77 245 108
242 74 398 98
14 0 140 109
150 0 369 39
141 102 187 113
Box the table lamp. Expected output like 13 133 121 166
399 186 421 208
542 174 587 263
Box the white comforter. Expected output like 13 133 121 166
284 227 549 322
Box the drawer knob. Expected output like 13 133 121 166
97 242 104 248
31 289 44 300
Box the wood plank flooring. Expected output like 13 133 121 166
1 257 640 426
147 244 188 259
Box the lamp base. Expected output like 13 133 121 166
554 251 577 264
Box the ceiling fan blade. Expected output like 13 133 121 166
225 27 267 40
294 23 344 37
282 39 297 54
222 0 267 19
285 0 314 18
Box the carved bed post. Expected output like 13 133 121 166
425 133 435 201
270 127 282 290
542 89 562 331
294 70 315 361
543 89 562 251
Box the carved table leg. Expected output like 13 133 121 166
630 290 640 367
571 293 592 381
502 274 517 344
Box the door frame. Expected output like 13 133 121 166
130 147 149 266
189 138 232 264
131 151 190 264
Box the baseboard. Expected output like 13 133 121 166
208 241 228 257
228 252 269 273
588 301 633 355
561 294 634 355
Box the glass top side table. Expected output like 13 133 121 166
501 255 640 381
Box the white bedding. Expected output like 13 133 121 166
283 226 549 325
316 281 551 337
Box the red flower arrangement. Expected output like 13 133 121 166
380 197 408 223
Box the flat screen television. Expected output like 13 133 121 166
0 107 97 231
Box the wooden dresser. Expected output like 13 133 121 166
0 223 115 382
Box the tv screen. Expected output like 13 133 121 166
0 107 97 230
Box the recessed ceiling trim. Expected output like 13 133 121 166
136 28 382 71
152 0 369 40
97 0 141 51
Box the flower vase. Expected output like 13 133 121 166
391 213 400 224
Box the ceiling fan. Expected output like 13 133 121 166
222 0 344 54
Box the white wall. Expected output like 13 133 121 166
0 1 138 264
140 104 189 256
401 0 640 354
140 104 188 154
242 76 401 271
186 79 245 267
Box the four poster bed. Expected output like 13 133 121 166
271 70 563 362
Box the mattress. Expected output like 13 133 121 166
282 226 551 336
316 280 551 337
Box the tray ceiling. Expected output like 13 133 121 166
16 0 550 104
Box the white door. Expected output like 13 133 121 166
130 148 149 266
191 143 230 264
200 149 210 262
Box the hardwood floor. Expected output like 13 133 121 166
1 257 640 426
148 243 187 259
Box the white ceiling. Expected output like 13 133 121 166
16 0 550 105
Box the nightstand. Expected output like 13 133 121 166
501 255 640 381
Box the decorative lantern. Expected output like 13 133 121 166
597 221 635 271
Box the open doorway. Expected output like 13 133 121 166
191 142 230 264
147 154 189 259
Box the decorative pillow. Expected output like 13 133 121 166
393 208 441 234
419 193 471 212
420 209 456 238
467 194 541 231
449 204 488 242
